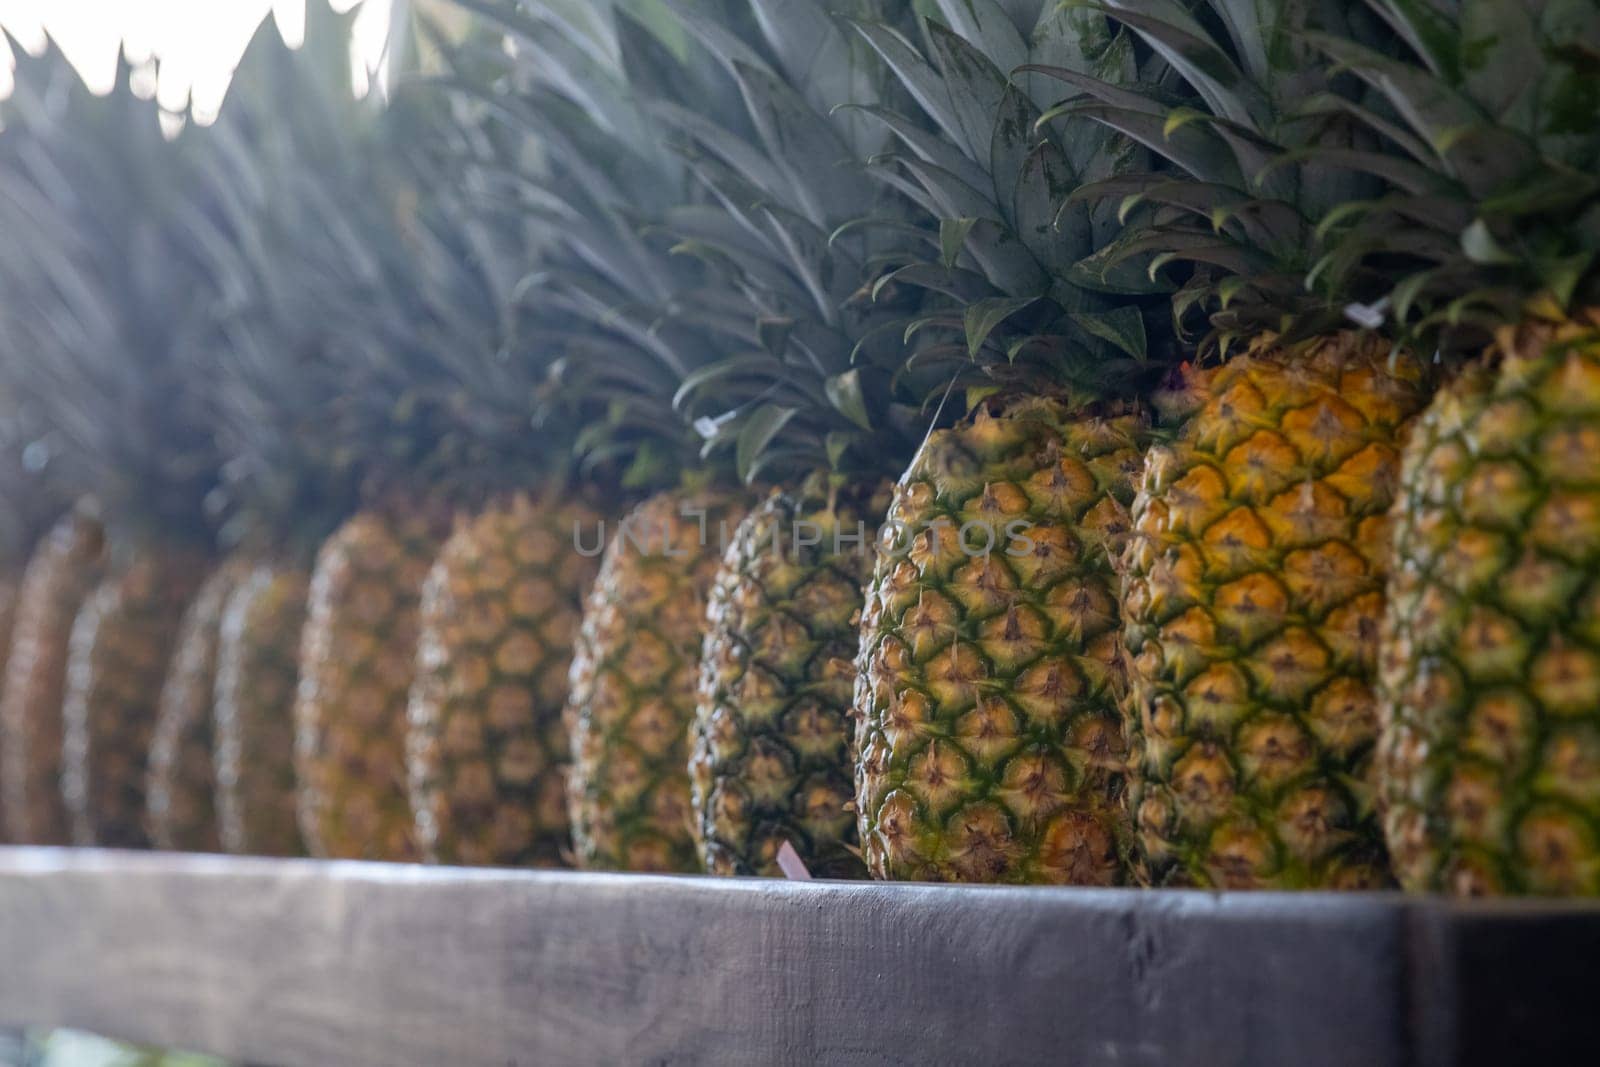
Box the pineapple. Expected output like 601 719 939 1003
1380 323 1600 894
1121 339 1426 887
192 9 367 859
0 506 106 844
396 51 616 869
838 3 1177 884
1040 0 1444 887
567 489 747 871
62 550 210 847
692 479 891 878
455 1 759 872
146 559 251 851
0 50 224 850
0 396 53 745
215 564 311 857
296 502 448 860
408 492 601 867
855 400 1148 883
597 0 929 879
199 7 463 864
0 580 16 708
0 43 115 846
1303 3 1600 894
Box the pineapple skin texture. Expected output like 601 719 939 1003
61 548 207 848
1381 315 1600 896
0 575 17 703
146 559 249 852
215 563 309 857
854 398 1144 885
1122 333 1426 888
0 509 105 844
408 494 601 868
295 507 444 861
0 573 16 840
691 481 890 879
566 489 746 872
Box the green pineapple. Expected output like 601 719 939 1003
1302 2 1600 895
691 479 893 877
839 2 1177 884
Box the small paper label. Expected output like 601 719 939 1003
776 841 813 881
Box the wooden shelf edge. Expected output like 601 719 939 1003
0 847 1593 1066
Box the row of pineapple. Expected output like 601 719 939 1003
0 0 1597 898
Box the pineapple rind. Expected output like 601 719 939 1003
408 494 601 868
0 574 16 840
566 489 746 872
0 509 105 844
1381 313 1600 896
146 559 249 852
854 396 1144 884
61 548 207 848
295 507 444 861
691 480 889 879
215 563 310 857
1122 332 1426 888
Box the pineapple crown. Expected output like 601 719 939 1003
1034 0 1412 356
850 2 1179 417
192 7 376 558
0 42 79 562
437 0 753 498
0 36 225 554
639 0 940 489
1305 0 1600 354
204 6 543 527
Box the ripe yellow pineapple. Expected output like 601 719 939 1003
566 489 747 872
1047 0 1448 887
0 507 106 844
1120 337 1426 887
855 399 1145 883
146 559 250 851
215 563 310 857
408 493 601 868
61 548 208 848
295 503 448 860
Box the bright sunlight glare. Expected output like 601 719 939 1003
0 0 396 124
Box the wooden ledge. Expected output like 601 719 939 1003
0 847 1592 1066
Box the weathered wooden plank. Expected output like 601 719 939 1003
0 847 1588 1066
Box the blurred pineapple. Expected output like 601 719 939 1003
146 560 251 851
181 10 369 858
0 507 103 844
0 44 222 848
